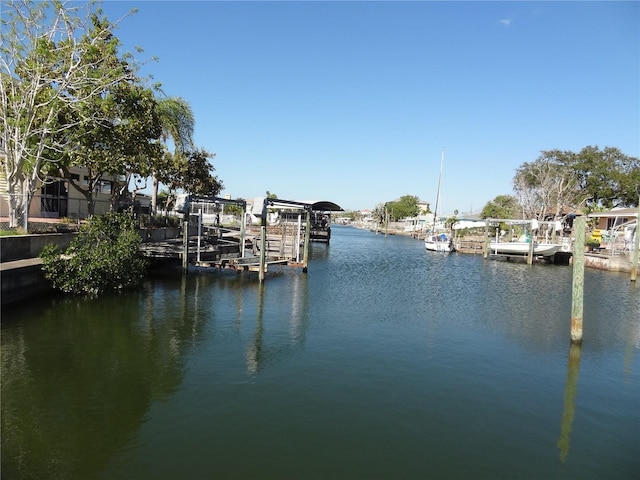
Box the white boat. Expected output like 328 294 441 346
425 233 454 252
490 240 561 257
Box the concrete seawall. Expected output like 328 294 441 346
1 234 75 307
1 233 76 262
1 258 52 307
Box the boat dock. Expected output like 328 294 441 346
451 236 636 273
145 196 343 281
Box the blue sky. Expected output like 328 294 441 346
102 0 639 214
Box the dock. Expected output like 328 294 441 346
150 196 343 281
452 238 635 272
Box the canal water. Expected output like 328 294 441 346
1 225 639 479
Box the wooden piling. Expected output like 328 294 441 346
384 210 389 237
302 208 311 273
239 208 247 258
259 224 266 283
259 199 267 283
631 202 639 282
182 219 189 274
483 223 491 259
527 224 534 265
570 216 585 343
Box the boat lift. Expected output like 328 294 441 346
177 195 335 282
483 218 566 264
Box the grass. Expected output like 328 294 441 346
0 229 25 236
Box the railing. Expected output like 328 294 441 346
1 194 116 232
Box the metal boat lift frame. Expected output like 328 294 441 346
178 195 318 282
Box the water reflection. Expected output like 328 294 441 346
245 269 310 375
1 291 202 479
557 342 582 462
246 283 265 375
288 269 309 345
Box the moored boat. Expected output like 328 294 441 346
425 150 454 254
425 233 454 253
489 240 561 257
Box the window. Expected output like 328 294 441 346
96 180 112 194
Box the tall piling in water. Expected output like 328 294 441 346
182 219 189 274
570 216 585 343
631 201 639 282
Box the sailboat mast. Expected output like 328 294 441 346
432 150 444 231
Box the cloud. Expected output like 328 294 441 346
499 18 512 27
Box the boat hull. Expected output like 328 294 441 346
490 241 561 257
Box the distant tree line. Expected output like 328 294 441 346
366 145 638 226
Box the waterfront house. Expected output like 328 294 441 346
0 167 124 221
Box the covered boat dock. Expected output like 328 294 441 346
141 195 343 282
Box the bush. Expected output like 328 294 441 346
40 212 148 295
139 213 180 228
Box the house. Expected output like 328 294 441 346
587 207 638 231
0 166 122 221
587 207 638 250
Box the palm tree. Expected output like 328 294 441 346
152 96 195 213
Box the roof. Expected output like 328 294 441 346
452 220 487 230
587 207 639 218
309 200 343 212
250 197 343 215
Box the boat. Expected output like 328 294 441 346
424 150 454 253
425 233 454 252
489 240 561 257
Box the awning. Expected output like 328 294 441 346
309 201 344 212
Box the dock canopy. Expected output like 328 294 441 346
252 198 343 215
308 201 344 212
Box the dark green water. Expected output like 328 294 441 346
2 225 639 479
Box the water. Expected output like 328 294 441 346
2 225 639 479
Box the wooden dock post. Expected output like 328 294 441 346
182 218 189 274
631 202 639 282
483 223 490 258
570 216 585 343
527 220 538 265
302 207 311 273
240 206 247 258
259 199 268 283
384 210 389 237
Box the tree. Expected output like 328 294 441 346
372 203 386 224
152 96 195 213
569 146 640 209
40 211 148 295
513 150 581 219
56 80 162 216
481 195 519 219
386 195 420 221
163 148 222 196
512 147 639 218
1 1 141 227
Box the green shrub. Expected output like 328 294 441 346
139 213 180 228
40 212 148 295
